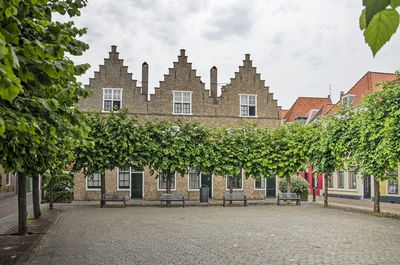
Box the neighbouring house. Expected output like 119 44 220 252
282 96 332 196
315 72 399 203
75 46 282 201
0 165 18 199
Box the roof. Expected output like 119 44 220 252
281 109 288 119
309 103 335 123
282 97 332 123
327 71 397 114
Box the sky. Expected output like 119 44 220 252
69 0 400 109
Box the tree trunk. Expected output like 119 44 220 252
286 175 291 193
166 176 171 207
374 179 380 213
324 174 329 208
32 175 41 219
49 177 54 210
101 173 106 207
18 170 28 236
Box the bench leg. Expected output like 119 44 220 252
100 201 104 208
277 198 280 206
244 200 247 207
223 198 226 207
160 200 163 208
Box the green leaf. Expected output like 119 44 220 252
5 5 18 18
364 9 400 56
365 0 390 26
360 9 367 30
391 0 400 8
0 117 5 135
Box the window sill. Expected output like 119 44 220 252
172 113 192 116
117 188 130 191
157 189 177 192
188 188 200 191
254 188 265 191
386 194 399 197
239 115 258 118
86 188 101 191
225 188 244 191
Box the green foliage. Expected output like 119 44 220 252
268 123 312 179
360 1 400 56
350 74 400 181
279 175 310 198
0 0 90 179
44 172 73 202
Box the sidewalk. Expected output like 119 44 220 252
309 195 400 215
0 194 33 234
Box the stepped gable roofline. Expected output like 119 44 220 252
85 45 136 89
283 97 332 123
326 71 397 115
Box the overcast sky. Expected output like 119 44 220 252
70 0 400 109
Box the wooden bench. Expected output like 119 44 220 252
223 193 247 207
100 193 126 208
160 193 185 207
277 193 300 206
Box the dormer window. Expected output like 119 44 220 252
240 94 257 117
342 94 356 107
173 91 192 115
103 88 122 112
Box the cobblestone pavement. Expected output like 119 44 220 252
27 204 400 265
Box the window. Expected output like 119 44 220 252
103 88 122 112
348 167 357 189
342 94 356 107
118 168 130 189
173 91 192 114
188 168 201 190
337 171 344 188
6 173 11 186
328 175 333 188
227 171 243 190
254 176 265 190
240 94 257 117
388 169 398 195
87 173 101 189
158 171 176 190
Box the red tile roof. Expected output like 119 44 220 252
283 97 332 123
327 71 397 114
281 109 289 119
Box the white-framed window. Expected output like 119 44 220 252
254 176 266 190
158 171 176 191
103 88 122 112
240 94 257 117
342 94 356 107
118 168 130 190
173 91 192 115
86 173 101 190
188 168 201 190
337 171 344 189
348 167 357 189
226 170 243 190
387 169 398 195
6 173 11 186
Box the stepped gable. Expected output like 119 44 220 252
80 45 147 113
217 54 281 119
148 49 215 116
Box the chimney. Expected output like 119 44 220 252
210 66 217 103
328 94 331 103
142 62 148 100
340 91 345 99
109 45 119 60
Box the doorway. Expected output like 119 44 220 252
201 174 212 198
266 176 276 198
363 175 371 199
131 172 143 199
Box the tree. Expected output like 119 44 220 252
73 109 142 206
0 0 90 235
360 0 400 56
309 115 353 207
268 123 312 193
350 74 400 213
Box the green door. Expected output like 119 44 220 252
266 177 276 198
201 174 212 198
131 172 143 199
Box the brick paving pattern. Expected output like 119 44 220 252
27 204 400 265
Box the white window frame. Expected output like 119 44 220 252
117 168 130 190
172 91 192 115
254 176 266 190
86 173 101 191
5 173 11 186
239 94 257 117
158 171 177 191
387 169 399 196
337 171 344 189
348 168 357 190
102 88 123 112
188 168 201 191
226 170 244 191
342 94 356 107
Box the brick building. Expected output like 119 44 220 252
75 46 282 201
0 165 17 199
